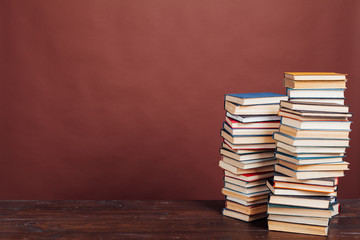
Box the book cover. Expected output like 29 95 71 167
225 92 288 106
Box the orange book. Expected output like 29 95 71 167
284 72 347 80
273 181 336 193
284 79 346 89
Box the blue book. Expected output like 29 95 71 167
225 92 288 105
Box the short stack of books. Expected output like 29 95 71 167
267 72 352 236
218 92 288 222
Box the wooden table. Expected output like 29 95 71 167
0 200 358 239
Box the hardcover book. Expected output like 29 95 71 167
225 92 288 105
280 101 349 113
267 203 333 218
281 117 351 130
221 129 275 144
225 200 267 215
224 139 276 150
224 170 274 182
279 124 350 139
273 132 350 147
286 88 345 98
225 101 280 115
279 107 352 118
284 72 347 81
275 151 343 165
273 172 338 187
223 122 277 135
284 79 346 89
268 220 328 236
226 112 281 123
275 164 345 180
222 208 267 222
269 195 332 209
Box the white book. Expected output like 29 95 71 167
286 89 345 98
226 112 280 123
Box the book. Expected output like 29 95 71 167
226 196 268 206
276 141 347 154
277 159 349 171
266 181 336 196
225 101 280 115
222 142 274 154
223 122 277 135
286 88 345 98
275 164 345 180
281 117 351 130
279 124 350 139
225 116 280 128
284 79 346 89
225 200 267 215
221 188 269 202
224 176 267 188
224 139 276 150
225 182 269 195
226 112 281 123
273 132 350 147
268 214 329 227
225 92 288 105
290 98 345 105
272 181 336 193
221 130 275 144
219 160 274 174
269 195 331 209
267 203 332 218
279 107 352 118
220 148 275 161
276 151 343 165
280 101 349 113
284 72 347 80
332 202 340 217
222 156 276 170
276 147 344 158
224 170 274 182
222 208 267 222
268 220 328 236
279 109 348 121
273 172 338 187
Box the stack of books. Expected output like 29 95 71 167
219 93 288 222
267 72 352 236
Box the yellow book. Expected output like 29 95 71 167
284 79 346 89
284 72 347 80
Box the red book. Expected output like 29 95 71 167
225 170 273 182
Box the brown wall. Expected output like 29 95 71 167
0 0 359 199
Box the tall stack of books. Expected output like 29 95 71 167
267 72 352 236
219 93 288 222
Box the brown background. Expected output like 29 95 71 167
0 0 359 199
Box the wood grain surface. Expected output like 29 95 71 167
0 200 358 239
